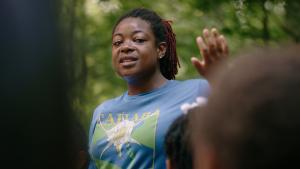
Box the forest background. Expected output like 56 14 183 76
60 0 300 129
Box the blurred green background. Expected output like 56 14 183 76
60 0 300 129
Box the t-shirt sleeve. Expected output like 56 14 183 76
87 105 105 169
199 79 210 97
88 108 99 145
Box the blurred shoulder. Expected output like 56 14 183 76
179 78 209 88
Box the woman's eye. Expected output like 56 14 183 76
112 41 122 46
135 39 145 43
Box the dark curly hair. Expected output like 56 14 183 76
165 114 192 169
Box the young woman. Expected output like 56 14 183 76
88 8 228 169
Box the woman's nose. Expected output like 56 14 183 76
120 40 134 53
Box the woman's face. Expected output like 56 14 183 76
112 17 165 80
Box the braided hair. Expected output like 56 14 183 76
112 8 180 80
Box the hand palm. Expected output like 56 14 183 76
191 28 229 79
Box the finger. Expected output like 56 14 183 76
219 35 229 57
196 36 212 65
191 57 206 76
203 28 218 60
203 28 210 43
207 28 218 60
211 28 219 37
213 28 223 57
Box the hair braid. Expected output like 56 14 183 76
160 20 180 80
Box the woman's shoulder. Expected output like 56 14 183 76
178 78 209 87
174 78 210 96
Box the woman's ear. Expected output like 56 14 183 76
157 42 167 59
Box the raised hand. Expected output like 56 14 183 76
191 28 228 79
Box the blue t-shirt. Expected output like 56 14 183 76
88 79 209 169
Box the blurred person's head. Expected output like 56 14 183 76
190 44 300 169
1 1 77 168
165 114 193 169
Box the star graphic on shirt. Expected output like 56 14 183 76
99 110 159 158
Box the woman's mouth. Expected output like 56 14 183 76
119 56 138 67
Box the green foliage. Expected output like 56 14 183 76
61 0 300 129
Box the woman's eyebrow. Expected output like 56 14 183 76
113 30 148 37
112 32 122 37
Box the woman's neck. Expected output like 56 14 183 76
126 73 168 96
